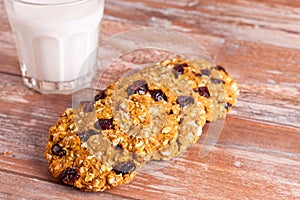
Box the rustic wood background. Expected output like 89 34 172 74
0 0 299 199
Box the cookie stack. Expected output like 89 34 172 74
44 58 238 192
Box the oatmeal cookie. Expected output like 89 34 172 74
160 58 239 122
44 106 144 192
45 58 239 190
95 63 206 161
152 58 238 160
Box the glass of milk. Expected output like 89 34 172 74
4 0 105 94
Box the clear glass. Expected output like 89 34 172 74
4 0 105 94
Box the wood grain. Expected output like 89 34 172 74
104 0 300 49
0 0 300 199
217 39 300 128
0 169 133 200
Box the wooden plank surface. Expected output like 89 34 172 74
0 0 300 199
2 115 299 199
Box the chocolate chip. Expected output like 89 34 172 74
80 101 94 112
211 78 225 84
215 65 228 74
201 69 210 76
112 160 136 175
173 63 188 78
193 86 210 98
94 89 106 101
168 109 174 115
150 89 167 101
126 80 148 96
176 96 194 107
96 118 114 130
225 102 232 110
78 130 98 142
60 168 80 183
51 144 66 157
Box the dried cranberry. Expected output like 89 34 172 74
150 89 167 101
78 130 98 142
224 102 232 110
51 144 66 157
201 69 210 76
94 89 106 101
215 65 228 74
193 87 210 98
112 160 136 175
173 63 188 77
60 168 80 183
96 118 114 130
211 78 225 84
80 101 94 112
176 96 194 107
126 80 148 96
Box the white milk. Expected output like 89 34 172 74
5 0 104 86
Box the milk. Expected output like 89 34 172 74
5 0 104 93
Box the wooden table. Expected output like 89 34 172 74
1 0 299 199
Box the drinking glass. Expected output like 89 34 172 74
4 0 105 94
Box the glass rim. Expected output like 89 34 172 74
5 0 94 6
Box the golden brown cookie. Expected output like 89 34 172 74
44 107 142 192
